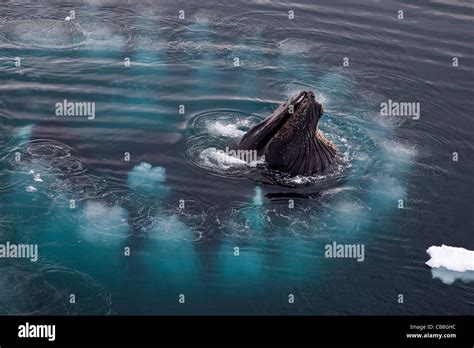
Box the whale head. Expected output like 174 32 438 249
236 90 337 176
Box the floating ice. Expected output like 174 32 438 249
25 186 37 193
128 162 167 192
33 173 43 182
426 245 474 272
27 170 43 182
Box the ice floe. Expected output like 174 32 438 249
426 245 474 272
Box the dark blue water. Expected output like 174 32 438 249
0 0 473 315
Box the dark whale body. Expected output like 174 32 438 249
237 91 337 176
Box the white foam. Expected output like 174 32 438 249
80 201 130 240
193 11 211 24
286 163 345 185
146 214 193 241
199 148 249 170
5 19 86 49
277 38 317 54
380 140 416 162
426 245 474 272
207 121 247 138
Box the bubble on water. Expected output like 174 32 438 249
277 38 323 55
208 121 246 138
2 19 87 49
213 205 273 240
272 162 347 188
331 198 370 233
0 266 112 314
2 138 96 203
225 41 271 69
210 197 331 241
252 186 263 206
193 11 212 25
370 176 406 199
379 139 416 162
201 148 250 169
78 201 130 242
50 174 107 204
134 198 207 242
145 214 194 241
26 141 71 159
7 124 34 147
317 70 355 109
191 110 261 138
80 21 127 50
127 162 169 197
186 134 264 177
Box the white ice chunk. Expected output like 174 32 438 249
426 245 474 272
33 173 43 182
25 186 37 193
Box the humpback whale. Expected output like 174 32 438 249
236 91 337 176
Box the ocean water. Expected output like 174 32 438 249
0 0 473 315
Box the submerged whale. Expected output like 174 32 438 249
236 91 337 176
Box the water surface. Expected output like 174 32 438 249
0 0 473 314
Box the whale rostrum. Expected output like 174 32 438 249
236 91 337 176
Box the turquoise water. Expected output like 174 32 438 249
0 0 473 314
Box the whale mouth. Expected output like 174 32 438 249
237 90 337 176
237 91 321 156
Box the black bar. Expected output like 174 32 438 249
0 316 472 346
